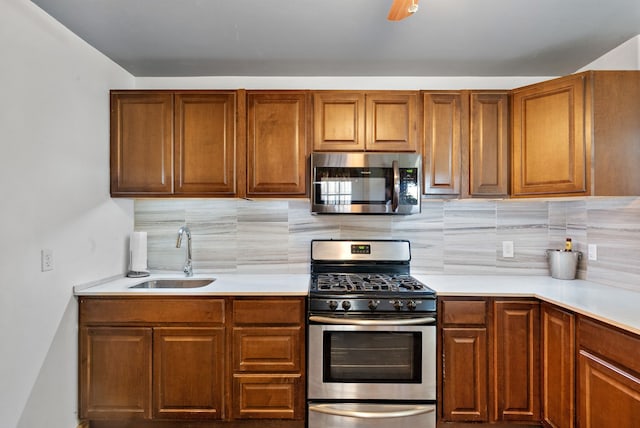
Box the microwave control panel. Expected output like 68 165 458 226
399 168 419 205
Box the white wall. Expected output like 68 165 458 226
135 75 553 90
577 35 640 71
0 1 135 427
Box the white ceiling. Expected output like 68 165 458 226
31 0 640 77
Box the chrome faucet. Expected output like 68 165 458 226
176 225 193 277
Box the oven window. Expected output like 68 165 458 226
323 331 422 383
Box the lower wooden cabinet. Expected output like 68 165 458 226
79 327 152 420
577 317 640 428
79 296 305 426
439 297 541 425
541 304 575 428
231 298 305 420
493 300 541 423
153 327 225 419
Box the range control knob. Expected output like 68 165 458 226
328 300 338 311
342 301 352 311
368 300 379 311
407 300 417 311
393 300 404 311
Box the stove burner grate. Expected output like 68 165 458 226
314 273 427 293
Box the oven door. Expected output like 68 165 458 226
308 402 436 428
307 318 436 401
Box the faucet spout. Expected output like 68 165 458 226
176 225 193 277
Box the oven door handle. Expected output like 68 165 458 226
309 403 435 419
308 315 436 326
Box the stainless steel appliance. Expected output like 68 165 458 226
307 239 437 428
310 152 421 214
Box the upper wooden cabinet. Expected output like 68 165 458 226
511 70 640 197
423 91 509 198
110 91 237 197
312 91 418 152
246 91 309 197
110 92 174 195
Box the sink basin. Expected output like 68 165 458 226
129 278 215 289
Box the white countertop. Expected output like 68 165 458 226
74 272 310 297
415 274 640 336
75 272 640 336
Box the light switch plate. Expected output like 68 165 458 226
588 244 598 261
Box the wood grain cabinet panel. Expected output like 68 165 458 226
153 327 225 419
469 92 509 197
110 91 238 197
541 304 575 428
442 327 489 422
246 91 309 197
493 300 541 423
110 92 174 195
174 92 237 195
365 92 418 152
313 92 365 151
511 70 640 197
232 375 302 420
312 91 418 152
79 327 152 420
231 298 306 421
423 92 463 196
577 317 640 428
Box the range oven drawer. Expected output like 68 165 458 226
308 402 436 428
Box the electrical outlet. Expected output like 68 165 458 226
41 248 54 271
588 244 598 261
502 241 514 258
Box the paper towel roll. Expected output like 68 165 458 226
130 231 148 272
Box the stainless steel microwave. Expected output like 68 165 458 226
310 152 421 214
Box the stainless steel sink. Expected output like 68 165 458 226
129 278 215 289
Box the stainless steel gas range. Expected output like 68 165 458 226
307 239 437 428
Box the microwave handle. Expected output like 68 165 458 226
309 403 435 419
392 159 400 212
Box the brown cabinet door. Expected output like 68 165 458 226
79 327 152 420
313 91 365 151
174 92 237 195
110 92 173 195
246 91 309 196
511 74 587 197
365 92 418 152
493 300 541 422
469 92 509 197
578 350 640 428
153 327 225 419
541 304 575 428
232 374 303 420
442 327 489 422
423 92 464 196
233 327 302 373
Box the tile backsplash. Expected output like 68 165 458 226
135 197 640 291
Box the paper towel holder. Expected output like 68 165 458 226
127 231 150 278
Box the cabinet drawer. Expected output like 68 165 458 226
234 327 301 372
578 317 640 375
441 299 487 325
233 299 304 325
80 297 225 324
232 374 302 420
